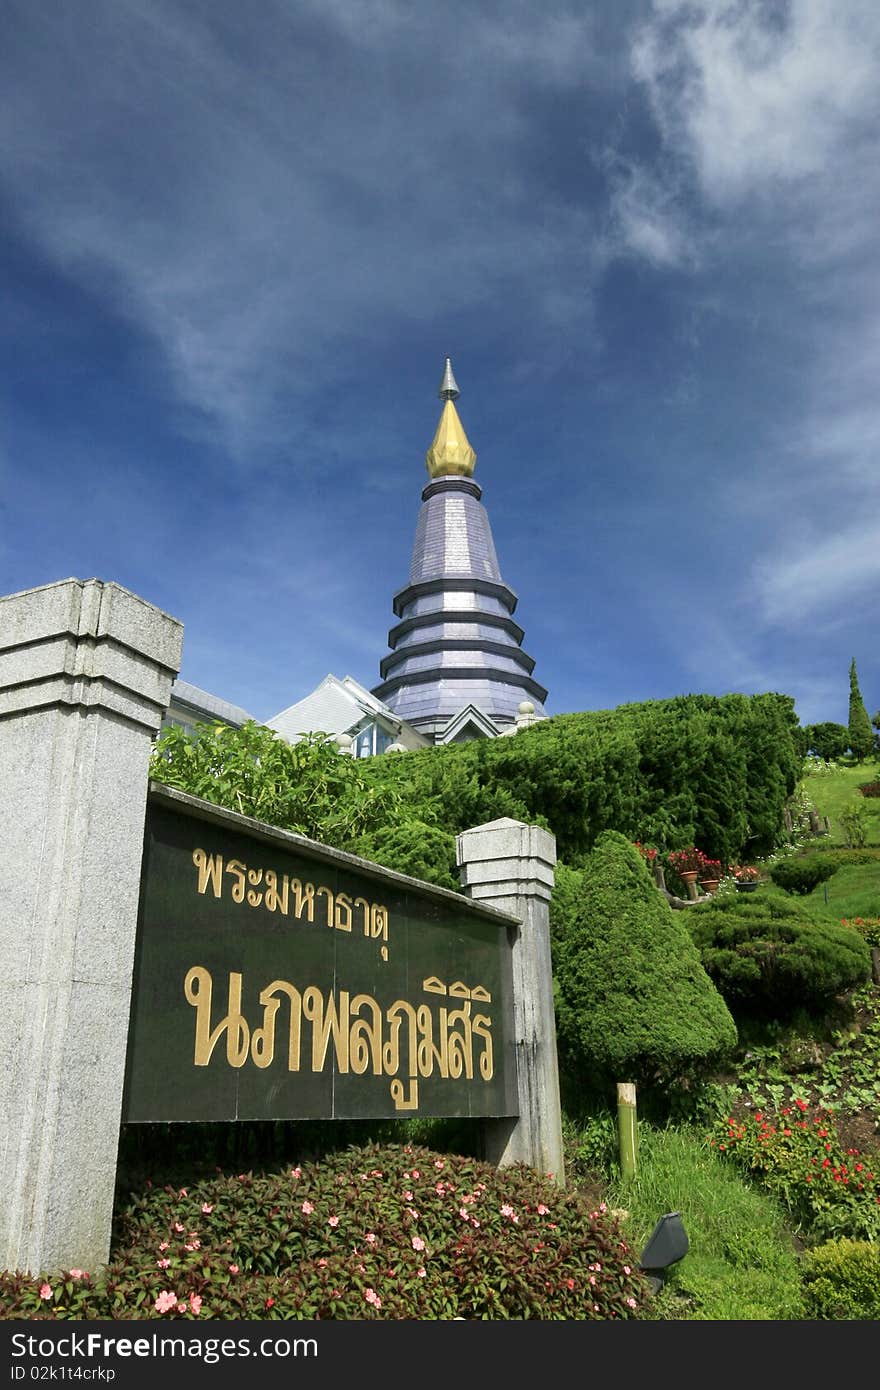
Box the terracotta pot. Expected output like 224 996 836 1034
679 870 699 883
700 879 720 894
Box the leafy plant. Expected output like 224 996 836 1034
0 1144 649 1321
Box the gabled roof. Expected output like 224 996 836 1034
437 703 502 744
168 678 254 728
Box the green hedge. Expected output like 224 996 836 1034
359 691 803 868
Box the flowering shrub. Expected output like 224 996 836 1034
708 1101 880 1242
857 782 880 798
698 857 723 882
633 842 658 863
0 1143 649 1321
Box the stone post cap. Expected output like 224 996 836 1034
456 817 557 867
0 577 183 672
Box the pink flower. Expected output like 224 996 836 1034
183 1241 200 1251
411 1170 420 1178
434 1159 445 1169
39 1283 52 1301
403 1190 414 1201
626 1297 637 1309
158 1241 170 1251
176 1303 186 1314
623 1265 631 1275
417 1267 426 1278
412 1235 425 1251
265 1296 275 1308
566 1278 575 1290
201 1203 213 1214
173 1222 184 1233
301 1201 314 1215
364 1288 381 1308
365 1232 377 1243
317 1258 327 1268
68 1269 87 1280
157 1258 171 1269
500 1204 518 1223
178 1188 188 1198
290 1167 302 1179
154 1290 178 1314
536 1204 549 1215
459 1207 470 1220
228 1265 239 1275
189 1294 202 1316
328 1215 340 1227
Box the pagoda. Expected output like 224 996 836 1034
371 358 548 742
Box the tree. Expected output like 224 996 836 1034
803 721 850 761
848 659 874 761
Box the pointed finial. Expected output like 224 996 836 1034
438 356 460 401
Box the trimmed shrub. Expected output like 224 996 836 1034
770 855 838 895
687 895 872 1015
350 819 459 891
801 1239 880 1319
550 833 737 1097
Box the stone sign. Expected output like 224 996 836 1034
123 789 519 1123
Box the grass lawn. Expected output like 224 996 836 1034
802 758 880 847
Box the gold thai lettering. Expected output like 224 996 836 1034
349 993 384 1075
226 859 246 904
189 852 388 954
370 904 388 942
184 966 250 1067
316 884 334 927
246 867 263 907
250 980 303 1070
390 1078 419 1110
192 848 223 898
264 869 289 915
291 878 315 922
335 891 352 932
302 985 350 1073
182 970 497 1102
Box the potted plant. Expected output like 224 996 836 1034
666 847 708 899
731 864 760 892
699 857 723 893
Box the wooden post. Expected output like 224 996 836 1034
617 1082 638 1183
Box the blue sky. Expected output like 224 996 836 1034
3 0 879 730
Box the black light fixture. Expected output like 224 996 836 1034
638 1211 689 1294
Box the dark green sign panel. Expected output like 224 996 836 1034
123 795 518 1123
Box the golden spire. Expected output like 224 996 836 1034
425 356 476 478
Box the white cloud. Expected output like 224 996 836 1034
632 0 880 205
751 519 880 626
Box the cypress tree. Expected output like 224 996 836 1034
848 658 874 761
